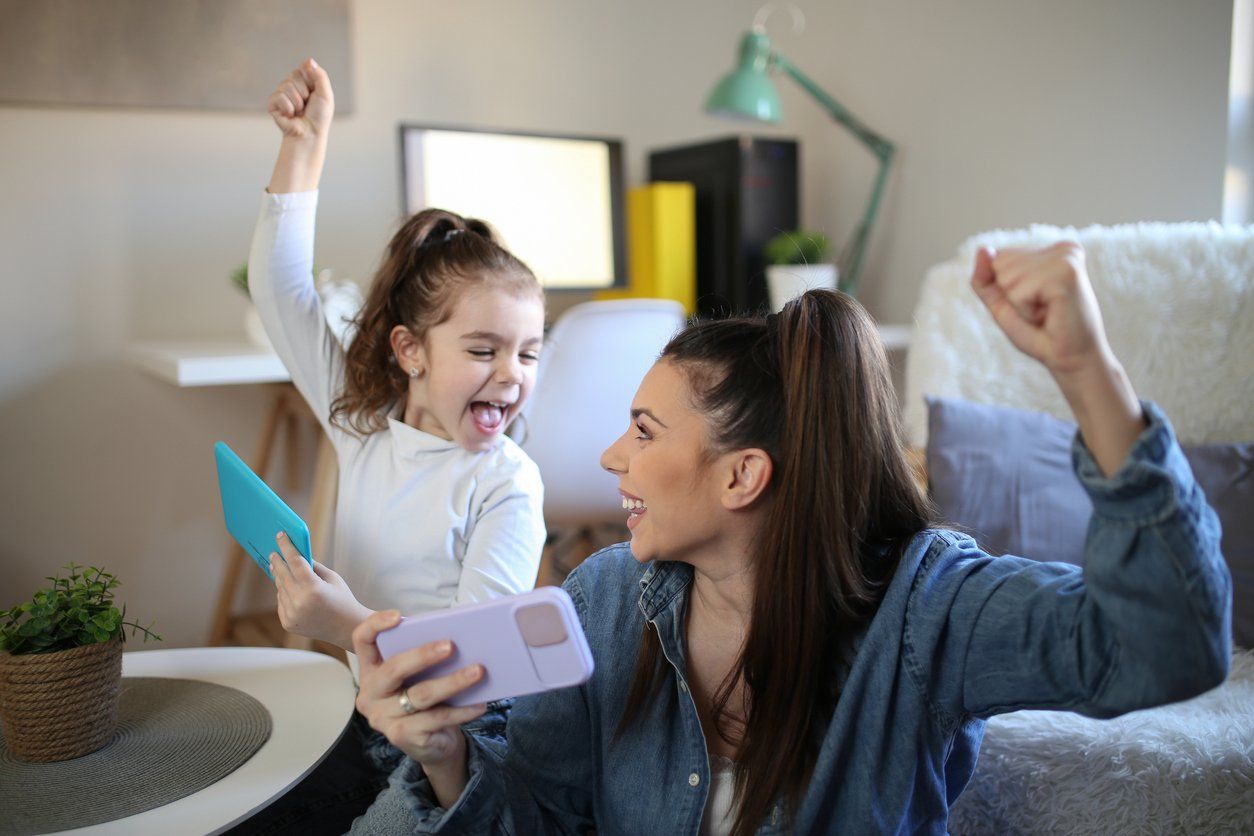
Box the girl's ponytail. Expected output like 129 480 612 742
330 209 540 435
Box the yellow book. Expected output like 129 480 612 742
597 182 695 314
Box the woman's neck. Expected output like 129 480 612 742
688 551 754 633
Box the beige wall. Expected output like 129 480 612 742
0 0 1233 646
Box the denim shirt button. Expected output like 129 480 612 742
689 772 701 787
678 678 689 693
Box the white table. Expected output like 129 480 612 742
57 647 356 835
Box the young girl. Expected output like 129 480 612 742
250 59 547 654
225 59 546 834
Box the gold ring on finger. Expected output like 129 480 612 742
398 687 418 715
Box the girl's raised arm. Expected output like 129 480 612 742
247 59 345 439
267 58 334 194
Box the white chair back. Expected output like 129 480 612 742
522 299 687 526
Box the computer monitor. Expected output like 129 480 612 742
399 124 627 291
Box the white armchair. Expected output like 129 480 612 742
521 299 686 582
904 222 1254 834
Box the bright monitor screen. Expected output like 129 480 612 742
400 125 626 291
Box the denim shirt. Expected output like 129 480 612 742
352 402 1231 835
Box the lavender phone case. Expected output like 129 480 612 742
375 587 594 706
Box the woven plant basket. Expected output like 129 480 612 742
0 635 123 762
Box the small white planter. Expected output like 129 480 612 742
243 305 273 350
241 274 363 352
766 263 839 312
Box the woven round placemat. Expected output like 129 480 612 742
0 676 271 836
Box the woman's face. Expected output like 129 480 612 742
600 359 729 565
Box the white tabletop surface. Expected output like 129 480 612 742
56 647 356 835
129 342 291 387
877 323 912 352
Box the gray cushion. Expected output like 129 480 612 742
925 396 1253 648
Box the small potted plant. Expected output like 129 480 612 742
232 263 362 350
763 230 838 312
0 564 160 762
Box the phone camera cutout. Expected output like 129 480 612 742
515 603 567 647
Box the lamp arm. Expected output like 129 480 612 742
772 53 894 296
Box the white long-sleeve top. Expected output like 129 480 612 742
247 190 546 618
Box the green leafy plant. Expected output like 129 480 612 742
231 263 320 298
230 263 251 298
0 564 161 656
764 230 831 266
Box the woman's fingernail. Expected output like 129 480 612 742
438 640 452 653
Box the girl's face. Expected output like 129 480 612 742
600 360 729 565
407 284 545 452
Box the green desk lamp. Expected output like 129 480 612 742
705 9 894 297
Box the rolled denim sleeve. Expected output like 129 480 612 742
349 574 598 834
908 402 1232 724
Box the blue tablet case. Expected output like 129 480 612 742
214 441 314 579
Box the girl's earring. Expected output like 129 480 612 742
408 367 421 379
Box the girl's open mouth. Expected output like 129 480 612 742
470 401 510 434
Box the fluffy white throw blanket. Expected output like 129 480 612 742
904 223 1254 448
949 650 1254 835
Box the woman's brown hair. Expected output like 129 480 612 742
616 290 934 835
330 208 542 435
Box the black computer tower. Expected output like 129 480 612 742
648 136 798 317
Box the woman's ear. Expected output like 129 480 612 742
720 448 773 511
389 324 426 378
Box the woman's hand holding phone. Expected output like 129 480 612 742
353 610 487 809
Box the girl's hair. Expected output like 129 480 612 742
330 208 542 435
616 290 934 836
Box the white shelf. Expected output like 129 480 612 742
129 342 291 387
878 324 912 352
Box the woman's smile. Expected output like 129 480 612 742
620 491 648 529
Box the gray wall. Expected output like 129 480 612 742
0 0 1233 646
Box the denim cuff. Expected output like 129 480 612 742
389 733 501 833
1072 400 1188 524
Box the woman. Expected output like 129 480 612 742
346 243 1231 834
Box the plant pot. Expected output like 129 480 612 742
244 304 273 351
0 635 123 762
766 263 839 312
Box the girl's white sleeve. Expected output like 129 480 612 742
247 190 345 439
455 455 547 603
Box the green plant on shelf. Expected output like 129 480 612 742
230 263 251 298
231 263 320 299
763 230 831 266
0 563 161 656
